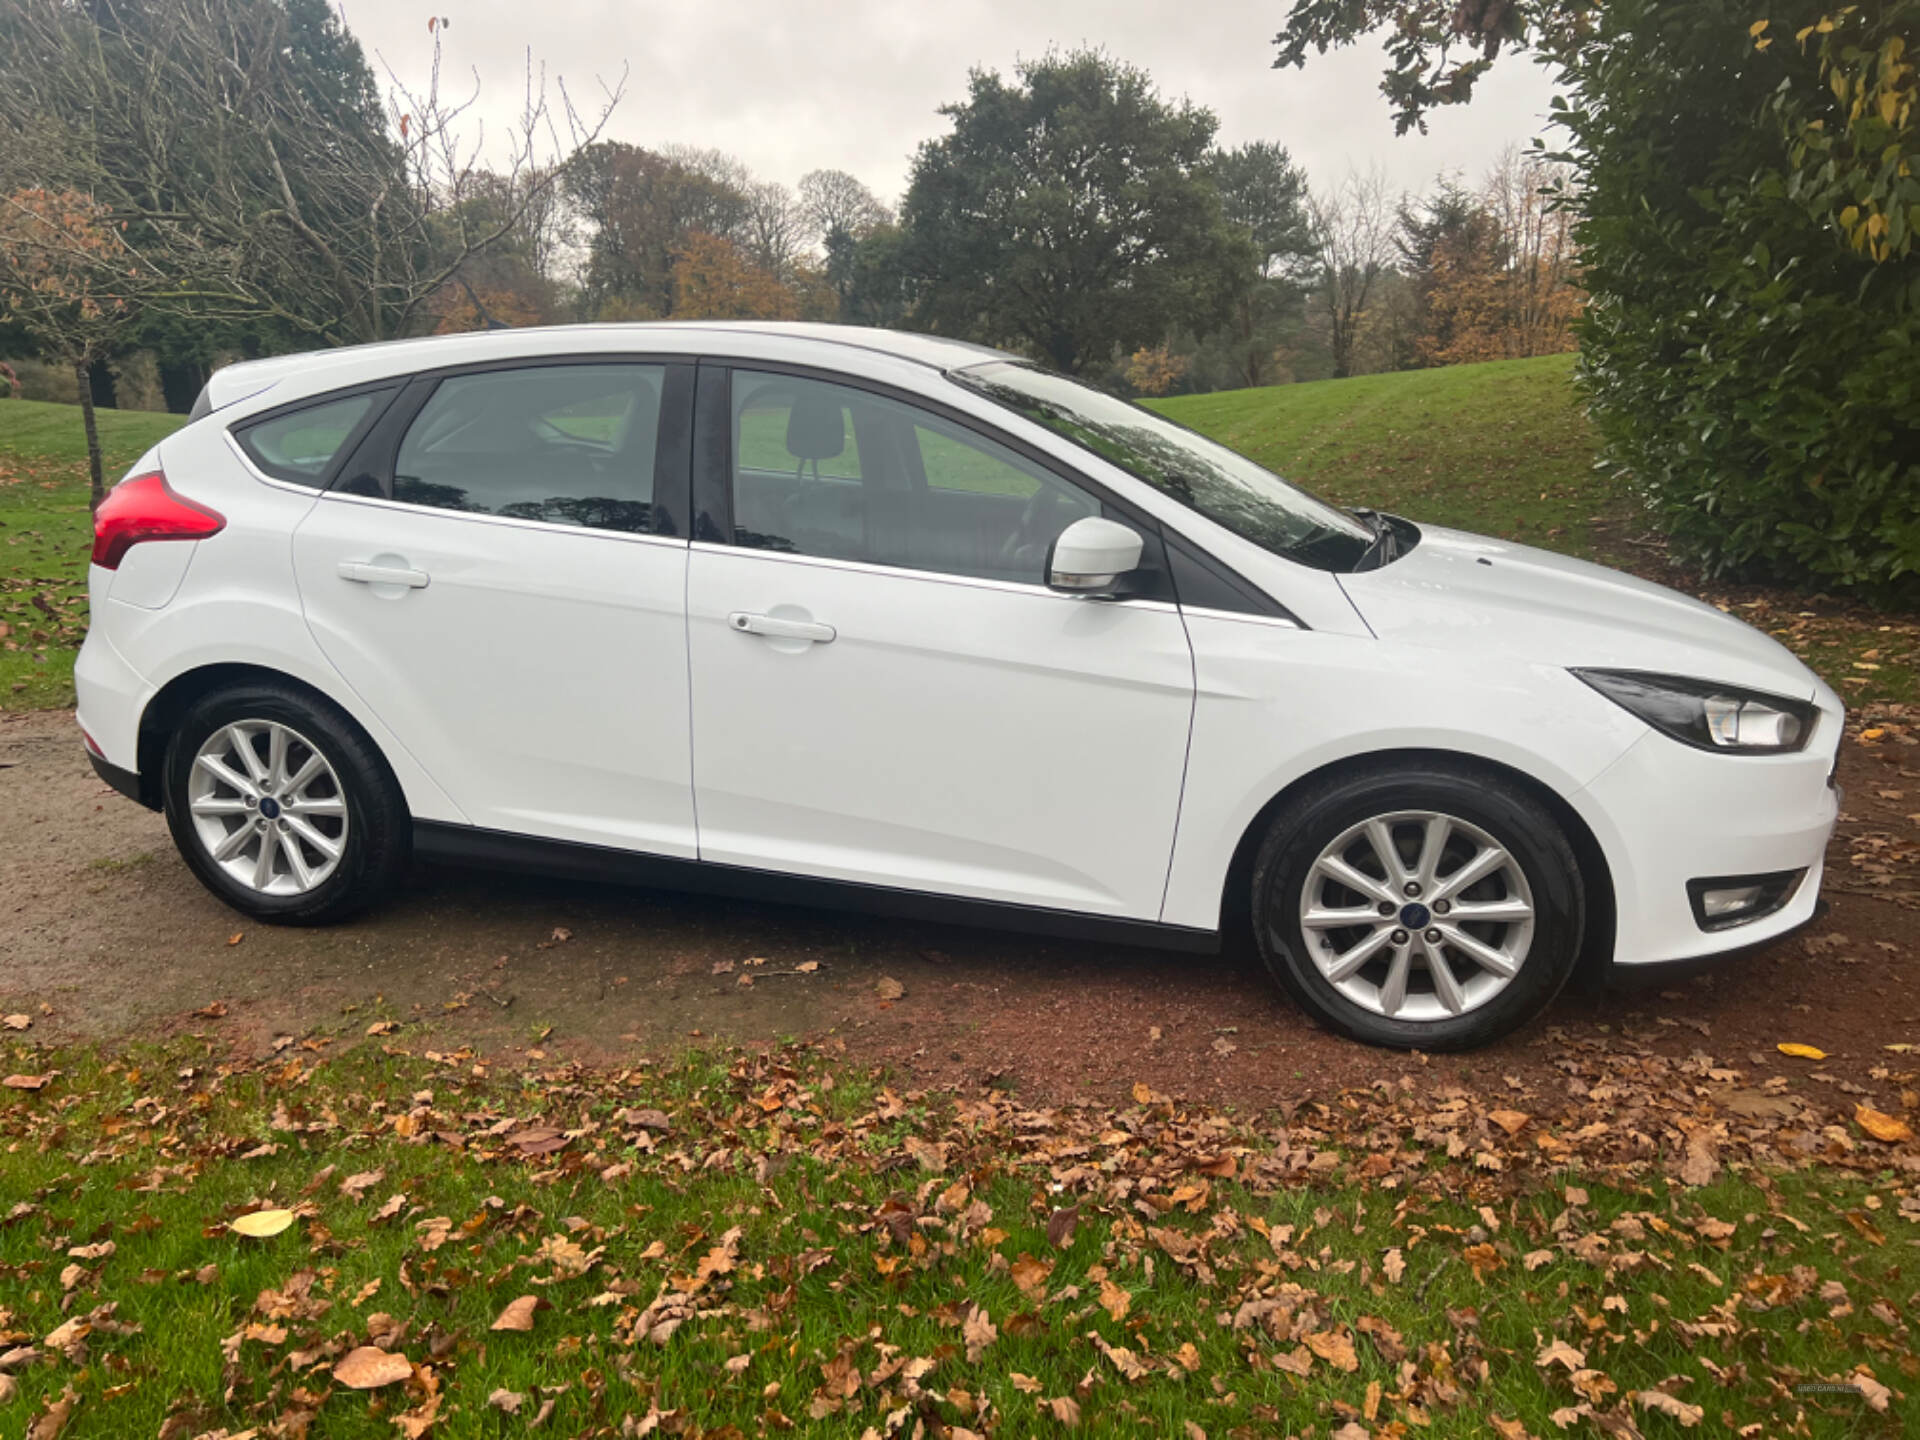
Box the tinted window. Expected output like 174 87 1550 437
236 392 383 486
729 371 1105 586
393 364 665 534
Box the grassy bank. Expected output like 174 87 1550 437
0 1033 1909 1438
0 399 184 708
1153 354 1612 560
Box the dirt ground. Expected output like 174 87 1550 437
3 705 1917 1110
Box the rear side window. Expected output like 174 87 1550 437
392 364 665 534
235 392 384 486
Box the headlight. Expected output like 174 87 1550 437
1572 669 1816 754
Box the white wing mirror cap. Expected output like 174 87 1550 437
1048 516 1145 595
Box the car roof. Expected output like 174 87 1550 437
198 322 1018 417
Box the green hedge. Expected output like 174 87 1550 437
1561 0 1920 593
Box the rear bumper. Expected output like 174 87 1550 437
87 748 150 808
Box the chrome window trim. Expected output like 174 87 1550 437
308 485 691 550
1178 604 1303 632
688 539 1178 611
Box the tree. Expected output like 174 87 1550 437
568 143 751 318
0 189 144 504
741 181 808 283
1480 148 1580 358
0 0 621 347
1271 1 1599 134
1213 142 1317 277
899 50 1245 373
1308 169 1399 379
669 231 800 321
797 169 891 245
1209 142 1317 386
1561 0 1920 590
800 169 892 317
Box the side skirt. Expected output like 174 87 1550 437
412 821 1222 955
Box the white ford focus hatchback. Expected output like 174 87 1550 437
76 323 1842 1049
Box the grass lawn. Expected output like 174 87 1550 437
1154 355 1610 560
0 399 183 708
1 1033 1909 1439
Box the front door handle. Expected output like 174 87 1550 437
728 611 835 644
338 561 430 589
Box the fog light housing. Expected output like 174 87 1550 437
1686 870 1806 931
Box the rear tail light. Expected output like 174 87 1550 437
92 472 225 570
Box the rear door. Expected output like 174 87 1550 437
288 359 700 856
685 366 1196 919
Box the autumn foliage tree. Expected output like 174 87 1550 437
0 189 144 504
669 232 801 321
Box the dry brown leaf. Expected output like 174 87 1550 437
963 1304 996 1363
26 1386 76 1440
1010 1373 1041 1395
1010 1253 1053 1301
340 1168 385 1200
1463 1242 1503 1279
490 1294 547 1332
1537 1339 1586 1371
1045 1204 1079 1248
1305 1329 1359 1372
2 1073 54 1091
1382 1247 1406 1283
332 1345 413 1389
904 1136 948 1173
1 1014 29 1031
488 1389 526 1415
1632 1391 1703 1427
1044 1395 1081 1426
1489 1108 1530 1135
1855 1104 1913 1143
875 976 905 1001
1098 1276 1132 1322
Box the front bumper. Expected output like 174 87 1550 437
1575 720 1840 966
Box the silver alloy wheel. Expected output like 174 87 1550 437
187 720 348 896
1297 809 1535 1022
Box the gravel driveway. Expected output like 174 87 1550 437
5 706 1916 1109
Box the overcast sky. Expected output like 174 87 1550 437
336 2 1560 206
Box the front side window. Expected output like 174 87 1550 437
235 392 386 486
950 361 1373 572
729 370 1103 586
392 364 665 534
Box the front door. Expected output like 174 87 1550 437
291 361 699 856
686 367 1195 919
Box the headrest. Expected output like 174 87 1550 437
785 390 846 462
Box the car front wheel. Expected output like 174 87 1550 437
1251 764 1584 1050
163 681 410 925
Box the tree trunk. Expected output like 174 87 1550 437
76 362 105 510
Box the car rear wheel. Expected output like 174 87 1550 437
163 681 409 925
1251 764 1584 1050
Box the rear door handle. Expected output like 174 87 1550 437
338 561 430 589
728 611 835 643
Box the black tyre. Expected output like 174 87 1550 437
162 680 410 925
1250 763 1583 1050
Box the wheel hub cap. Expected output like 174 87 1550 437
187 719 347 896
1296 809 1535 1023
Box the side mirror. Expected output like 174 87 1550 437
1047 516 1145 597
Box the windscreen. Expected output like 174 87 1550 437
950 361 1373 572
